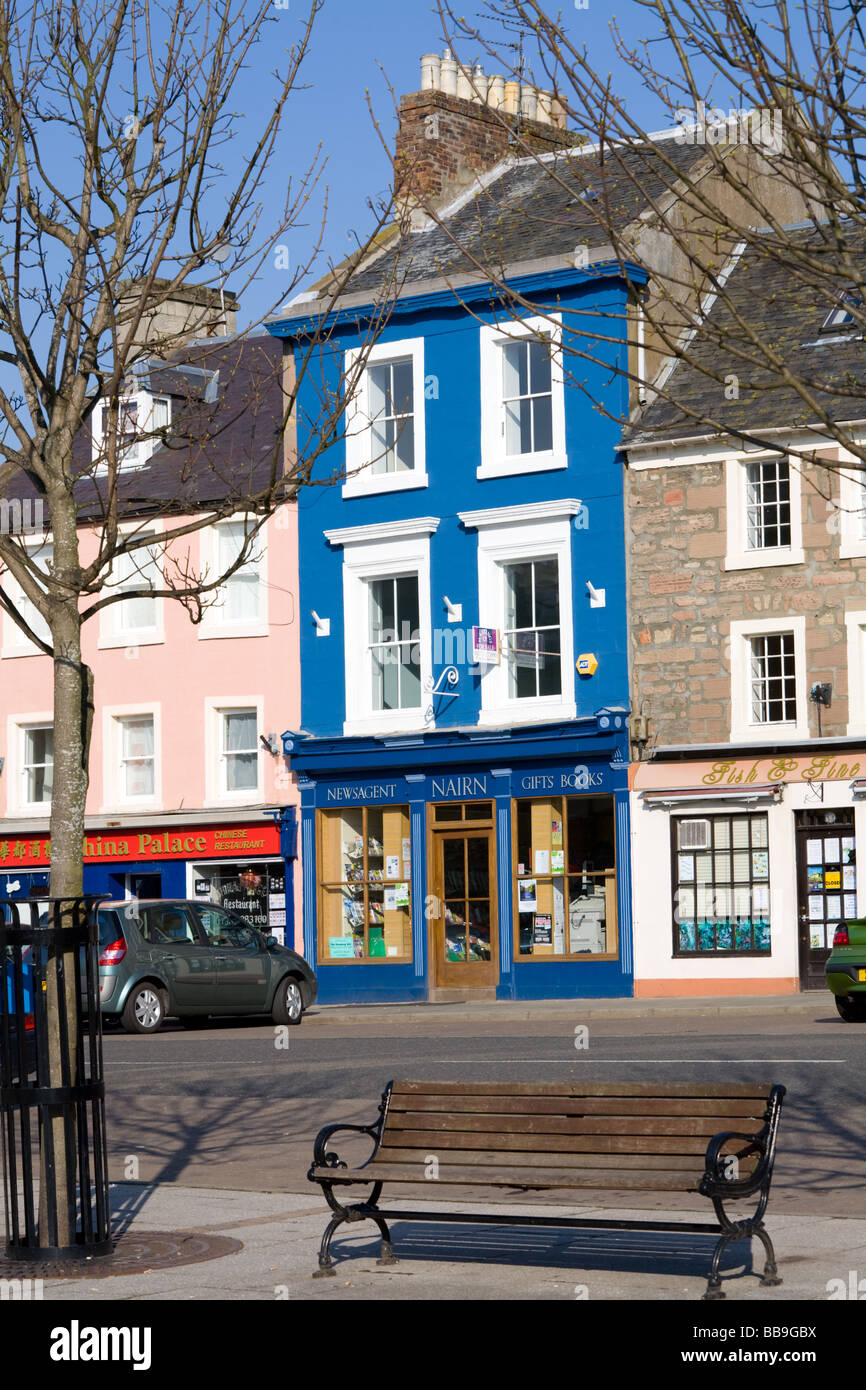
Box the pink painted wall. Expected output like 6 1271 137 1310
0 504 303 946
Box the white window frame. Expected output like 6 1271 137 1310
845 611 866 736
98 522 164 649
837 453 866 559
91 391 171 473
342 337 427 498
102 705 162 810
724 454 804 570
6 715 54 816
479 313 566 480
1 536 53 659
335 529 433 736
198 518 268 640
465 506 576 725
729 616 808 742
204 697 264 805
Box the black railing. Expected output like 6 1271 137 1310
0 897 111 1260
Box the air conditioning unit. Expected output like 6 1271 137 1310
679 818 711 850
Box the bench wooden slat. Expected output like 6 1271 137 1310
375 1146 738 1174
391 1080 772 1100
310 1163 702 1191
387 1094 767 1119
375 1127 717 1155
385 1109 758 1138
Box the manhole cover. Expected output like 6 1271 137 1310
0 1230 242 1279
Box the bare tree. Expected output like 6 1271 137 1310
0 0 400 1249
427 0 866 486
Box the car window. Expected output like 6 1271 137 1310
197 907 257 949
97 910 120 947
135 905 198 945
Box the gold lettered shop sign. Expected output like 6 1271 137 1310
631 751 865 792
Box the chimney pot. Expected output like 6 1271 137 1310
440 52 458 95
487 75 505 109
535 89 552 125
504 80 520 115
456 64 473 101
521 85 538 121
472 63 489 103
421 53 440 90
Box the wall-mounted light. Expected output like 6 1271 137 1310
443 595 462 623
810 682 832 737
311 610 330 637
586 581 606 608
259 733 280 757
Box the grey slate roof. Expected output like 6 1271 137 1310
625 224 866 448
346 134 709 295
3 333 286 524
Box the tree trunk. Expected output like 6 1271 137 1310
39 594 94 1249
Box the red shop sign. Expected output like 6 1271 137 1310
0 822 281 868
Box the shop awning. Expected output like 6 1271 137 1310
639 783 784 809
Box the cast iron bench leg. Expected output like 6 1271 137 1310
756 1224 783 1288
312 1212 342 1278
371 1210 398 1266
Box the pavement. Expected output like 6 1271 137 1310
302 992 824 1026
30 1180 866 1302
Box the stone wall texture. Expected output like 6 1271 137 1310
626 454 863 748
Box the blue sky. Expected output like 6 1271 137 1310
241 0 668 328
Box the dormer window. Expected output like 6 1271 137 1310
821 289 863 334
92 392 171 471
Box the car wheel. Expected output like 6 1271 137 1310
272 975 304 1026
835 995 866 1022
121 984 166 1034
178 1015 210 1029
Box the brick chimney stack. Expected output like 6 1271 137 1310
394 49 575 213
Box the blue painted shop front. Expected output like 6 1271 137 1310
288 716 633 1003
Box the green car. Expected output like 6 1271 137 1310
96 899 317 1034
825 919 866 1021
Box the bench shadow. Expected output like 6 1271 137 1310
329 1220 754 1281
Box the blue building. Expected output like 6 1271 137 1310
266 66 675 1003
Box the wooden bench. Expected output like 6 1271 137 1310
308 1079 786 1299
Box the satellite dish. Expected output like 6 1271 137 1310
209 244 231 265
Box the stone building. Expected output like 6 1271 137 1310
624 227 866 996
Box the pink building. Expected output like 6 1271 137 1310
0 323 302 946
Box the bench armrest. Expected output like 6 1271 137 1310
700 1130 768 1198
312 1121 382 1171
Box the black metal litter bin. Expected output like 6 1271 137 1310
0 896 111 1260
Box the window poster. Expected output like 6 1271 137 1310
518 879 538 913
383 887 397 911
810 929 823 949
807 867 824 892
551 849 565 873
842 838 856 864
752 850 769 879
826 895 842 920
844 865 857 890
824 838 840 863
551 819 563 849
533 913 553 944
806 839 823 863
809 896 824 921
678 854 695 882
395 881 410 908
844 893 858 917
329 937 355 958
385 855 400 880
753 884 770 914
825 870 841 892
534 849 550 874
553 877 566 953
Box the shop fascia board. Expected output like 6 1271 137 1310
647 735 866 761
285 721 625 778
